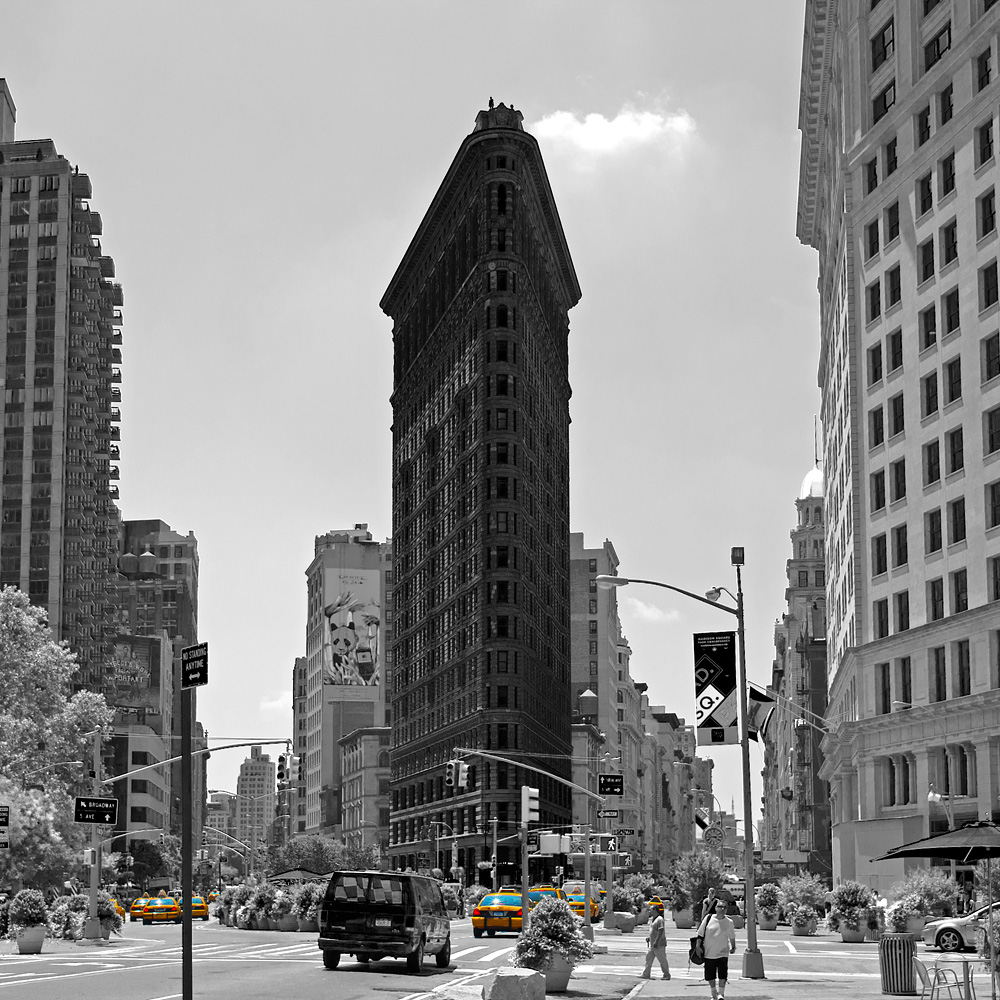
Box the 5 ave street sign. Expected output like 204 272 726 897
74 796 119 825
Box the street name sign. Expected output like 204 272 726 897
597 808 619 818
0 804 8 849
614 828 636 836
598 774 624 796
74 796 119 825
182 642 209 689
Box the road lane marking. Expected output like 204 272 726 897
784 940 797 953
452 946 488 958
478 947 514 961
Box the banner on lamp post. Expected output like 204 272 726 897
693 631 739 746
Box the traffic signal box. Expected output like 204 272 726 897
444 760 457 787
522 785 540 824
277 754 287 782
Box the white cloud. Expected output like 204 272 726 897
531 104 696 158
260 690 292 714
625 597 681 624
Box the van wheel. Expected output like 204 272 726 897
435 936 451 968
473 928 483 938
323 951 341 970
487 929 496 937
406 939 424 972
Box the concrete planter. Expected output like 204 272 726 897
543 951 573 992
297 916 319 933
277 914 298 931
15 925 46 954
758 915 779 931
841 928 866 943
672 909 695 929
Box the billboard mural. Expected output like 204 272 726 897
105 635 164 731
322 570 381 686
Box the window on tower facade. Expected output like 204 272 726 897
927 508 943 552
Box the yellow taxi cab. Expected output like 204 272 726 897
566 892 600 922
143 896 182 925
182 896 210 920
471 892 523 938
208 890 219 903
129 896 150 922
528 885 566 910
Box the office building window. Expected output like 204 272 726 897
890 393 905 436
945 357 961 402
944 289 960 333
895 591 910 632
876 661 891 714
925 24 951 71
927 508 943 552
888 329 902 370
920 239 936 282
948 497 966 543
980 120 995 167
918 106 932 146
868 280 882 321
866 156 878 194
924 439 941 484
957 639 971 696
872 18 894 70
886 136 898 175
919 173 934 214
873 80 895 123
947 427 964 473
873 533 888 575
891 458 907 501
992 556 1000 602
867 220 880 259
875 600 890 640
885 201 899 243
921 305 938 349
982 260 999 310
987 480 1000 529
979 49 993 92
988 405 1000 454
931 646 947 701
985 333 1000 382
887 265 902 307
929 579 945 622
871 469 886 510
952 568 969 613
869 343 884 385
980 189 996 238
871 406 885 447
923 372 939 416
939 85 954 126
942 220 958 265
893 524 908 566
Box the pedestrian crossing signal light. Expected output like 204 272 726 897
522 785 540 824
457 762 469 788
444 760 457 787
277 754 287 782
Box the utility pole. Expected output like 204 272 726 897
84 729 102 939
491 816 499 892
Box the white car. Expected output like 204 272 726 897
922 903 1000 952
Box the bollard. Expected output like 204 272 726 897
878 932 917 995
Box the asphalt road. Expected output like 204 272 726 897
0 916 943 1000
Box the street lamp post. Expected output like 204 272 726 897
928 782 958 884
596 559 765 980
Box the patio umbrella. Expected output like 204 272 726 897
874 821 1000 1000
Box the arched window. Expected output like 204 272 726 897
496 304 508 328
378 750 390 768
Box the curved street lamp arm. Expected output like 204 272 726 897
596 576 739 617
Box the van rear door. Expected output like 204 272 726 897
321 873 410 941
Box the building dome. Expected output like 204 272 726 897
799 466 824 499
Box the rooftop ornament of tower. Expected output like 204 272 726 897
474 99 523 132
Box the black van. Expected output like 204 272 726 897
317 870 451 972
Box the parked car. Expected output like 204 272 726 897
317 870 451 972
923 903 1000 952
471 893 523 937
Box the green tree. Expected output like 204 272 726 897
0 588 113 890
262 834 378 877
674 850 726 912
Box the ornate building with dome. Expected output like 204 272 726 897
761 465 831 878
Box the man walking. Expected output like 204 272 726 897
697 898 736 999
700 886 718 920
640 908 671 980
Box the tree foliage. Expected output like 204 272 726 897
261 834 378 878
673 850 726 911
0 588 113 890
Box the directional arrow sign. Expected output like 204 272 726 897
598 774 624 796
74 796 119 825
597 809 619 818
182 642 209 689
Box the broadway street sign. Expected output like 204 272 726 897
74 797 119 825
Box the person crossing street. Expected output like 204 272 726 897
697 898 736 999
640 909 671 980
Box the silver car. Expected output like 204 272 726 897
922 902 1000 952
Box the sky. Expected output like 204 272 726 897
2 1 822 831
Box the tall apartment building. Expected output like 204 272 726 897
798 1 1000 889
0 80 123 679
381 103 580 877
762 467 831 875
235 745 276 860
303 525 391 834
114 519 202 839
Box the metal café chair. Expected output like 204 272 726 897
914 957 963 1000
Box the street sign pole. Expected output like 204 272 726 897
84 729 102 940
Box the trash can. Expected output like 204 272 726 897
879 932 917 994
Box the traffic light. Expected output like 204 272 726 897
297 755 305 782
277 754 287 782
521 785 539 824
158 833 164 847
457 762 469 788
444 760 457 787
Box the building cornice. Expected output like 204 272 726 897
796 0 835 249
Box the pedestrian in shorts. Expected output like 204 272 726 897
696 899 736 999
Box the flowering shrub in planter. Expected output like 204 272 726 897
292 882 323 921
510 896 593 971
891 869 956 918
249 884 276 924
9 889 48 929
270 890 294 920
886 893 924 932
790 904 817 929
830 881 878 933
755 882 780 923
48 895 90 939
